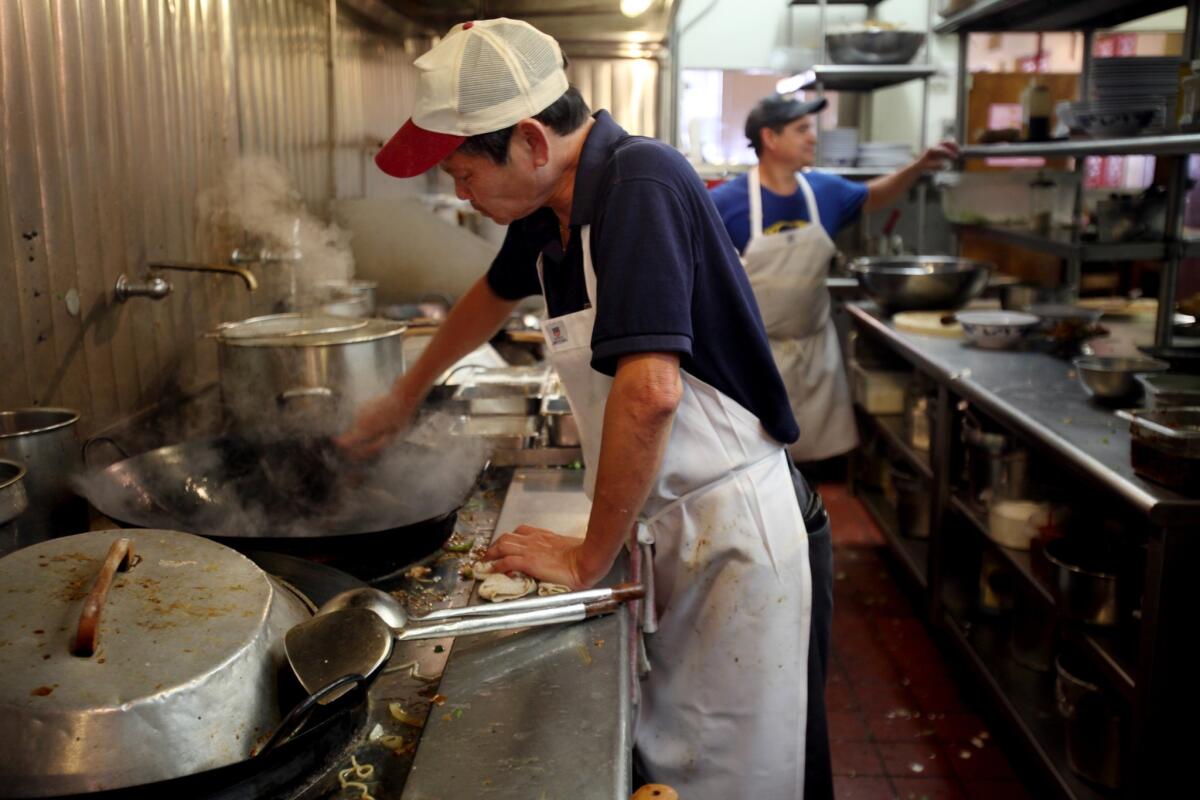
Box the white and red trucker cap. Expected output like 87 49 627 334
375 18 569 178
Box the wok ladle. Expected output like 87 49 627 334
284 583 643 702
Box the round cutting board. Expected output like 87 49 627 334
893 311 964 338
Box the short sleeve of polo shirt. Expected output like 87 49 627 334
589 153 696 374
805 171 869 234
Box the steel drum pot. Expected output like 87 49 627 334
213 314 406 439
0 408 88 551
826 30 924 65
850 256 992 313
0 529 312 797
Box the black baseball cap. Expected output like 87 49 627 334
745 93 828 146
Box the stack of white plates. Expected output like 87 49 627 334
856 141 912 168
1074 56 1183 135
820 128 859 167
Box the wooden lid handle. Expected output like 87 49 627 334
632 786 678 800
72 538 135 657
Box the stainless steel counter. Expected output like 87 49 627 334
847 303 1200 525
402 467 632 800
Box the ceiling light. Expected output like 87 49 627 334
620 0 654 18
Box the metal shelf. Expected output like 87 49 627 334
948 493 1138 704
960 134 1200 159
941 612 1110 800
813 166 888 179
803 64 938 92
933 0 1186 34
857 407 934 480
952 223 1167 261
859 485 929 589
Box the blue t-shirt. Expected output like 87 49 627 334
708 170 868 254
486 111 799 445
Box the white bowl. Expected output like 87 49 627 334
955 310 1040 349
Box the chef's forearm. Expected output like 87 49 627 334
395 276 518 400
864 159 923 213
577 353 682 585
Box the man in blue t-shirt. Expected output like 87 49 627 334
339 20 826 799
710 92 958 800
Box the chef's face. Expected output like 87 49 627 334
440 142 546 225
765 115 817 169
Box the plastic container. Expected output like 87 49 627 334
850 362 909 414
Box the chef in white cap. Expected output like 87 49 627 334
339 19 818 798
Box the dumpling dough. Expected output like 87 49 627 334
537 583 570 596
478 572 536 602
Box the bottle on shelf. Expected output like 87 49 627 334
1021 77 1052 143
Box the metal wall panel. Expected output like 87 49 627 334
0 0 413 433
568 57 659 138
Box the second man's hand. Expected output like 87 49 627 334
917 139 960 170
484 525 594 590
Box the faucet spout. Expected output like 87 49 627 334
148 260 259 291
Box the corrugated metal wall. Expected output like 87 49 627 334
0 0 416 433
568 57 660 138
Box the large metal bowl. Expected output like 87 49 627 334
826 30 925 65
850 256 992 312
1072 356 1170 403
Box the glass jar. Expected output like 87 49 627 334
1029 172 1055 235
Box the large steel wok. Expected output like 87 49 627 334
78 436 486 571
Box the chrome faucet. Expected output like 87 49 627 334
114 257 260 302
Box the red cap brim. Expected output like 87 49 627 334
375 119 466 178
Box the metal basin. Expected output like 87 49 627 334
826 30 925 65
850 256 992 312
1072 356 1169 403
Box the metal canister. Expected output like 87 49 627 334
0 408 87 553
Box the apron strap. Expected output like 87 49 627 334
747 166 765 241
796 171 822 229
535 227 599 310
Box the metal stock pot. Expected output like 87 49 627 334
0 529 311 797
213 313 406 438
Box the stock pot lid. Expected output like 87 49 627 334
0 529 276 713
221 317 407 347
216 312 369 340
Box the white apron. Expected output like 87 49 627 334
743 167 858 462
538 228 812 799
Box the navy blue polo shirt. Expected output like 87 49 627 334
486 111 799 445
709 170 868 254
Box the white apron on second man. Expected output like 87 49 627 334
538 229 813 799
742 167 858 462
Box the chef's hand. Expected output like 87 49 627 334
335 381 421 460
485 525 591 590
917 139 959 171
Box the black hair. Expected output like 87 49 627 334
747 123 788 157
457 86 592 165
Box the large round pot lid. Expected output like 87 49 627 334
215 312 369 340
0 529 311 797
220 317 407 348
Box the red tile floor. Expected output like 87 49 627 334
819 483 1031 800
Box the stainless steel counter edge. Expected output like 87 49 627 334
402 468 632 800
847 303 1200 526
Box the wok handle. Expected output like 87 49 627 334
417 582 644 623
82 436 130 469
397 601 593 641
277 386 337 406
72 538 135 657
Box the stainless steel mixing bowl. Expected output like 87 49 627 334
1073 356 1170 403
850 256 992 312
826 30 925 65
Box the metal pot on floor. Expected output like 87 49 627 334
1056 652 1122 790
888 464 930 539
0 408 88 554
